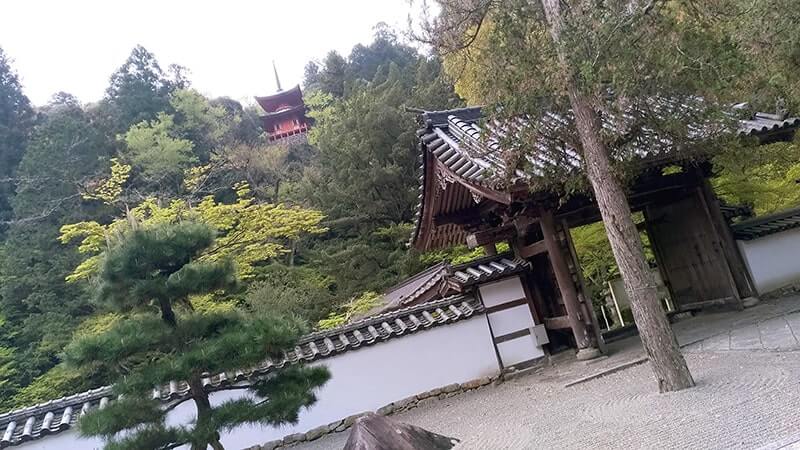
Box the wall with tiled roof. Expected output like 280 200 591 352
735 207 800 295
0 294 495 449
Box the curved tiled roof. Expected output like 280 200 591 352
0 294 483 448
449 255 529 287
410 106 800 249
738 113 800 137
732 206 800 240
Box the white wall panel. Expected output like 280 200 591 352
478 276 526 308
738 227 800 294
496 334 545 367
487 304 535 336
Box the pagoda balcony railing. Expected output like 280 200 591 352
268 124 309 142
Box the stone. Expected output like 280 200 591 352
462 379 483 390
742 296 760 308
442 383 460 393
393 395 418 410
376 403 395 416
343 413 459 450
478 376 492 386
576 347 603 361
344 412 369 427
582 355 610 366
282 433 306 444
420 387 442 399
261 440 281 450
335 421 349 432
417 396 436 408
327 420 344 432
305 424 330 441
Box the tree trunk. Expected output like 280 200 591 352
540 0 694 392
189 376 226 450
159 298 177 327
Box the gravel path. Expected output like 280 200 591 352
293 350 800 449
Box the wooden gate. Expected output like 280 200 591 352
645 191 741 311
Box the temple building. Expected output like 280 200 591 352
409 106 800 359
255 63 311 143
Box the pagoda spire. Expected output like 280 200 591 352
272 60 282 92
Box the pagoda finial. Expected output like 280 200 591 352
272 60 282 92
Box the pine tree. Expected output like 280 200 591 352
63 222 330 450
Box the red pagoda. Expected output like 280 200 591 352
255 63 311 143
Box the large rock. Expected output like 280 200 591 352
343 412 459 450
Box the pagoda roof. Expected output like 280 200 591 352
255 85 304 113
259 103 306 121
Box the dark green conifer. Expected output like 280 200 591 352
64 222 330 450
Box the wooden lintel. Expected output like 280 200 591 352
544 316 572 330
466 226 516 249
516 240 547 258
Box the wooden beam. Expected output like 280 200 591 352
466 226 516 249
544 316 571 330
516 240 547 258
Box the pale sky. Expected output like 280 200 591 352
0 0 425 106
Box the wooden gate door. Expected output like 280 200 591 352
645 192 740 311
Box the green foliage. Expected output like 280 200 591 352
571 216 655 306
92 222 237 321
123 113 197 191
318 291 384 330
103 45 186 134
712 136 800 215
60 183 326 281
245 264 335 323
304 57 460 226
0 47 36 236
63 222 330 449
0 95 110 403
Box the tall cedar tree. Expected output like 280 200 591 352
0 47 36 236
64 222 329 450
422 0 795 391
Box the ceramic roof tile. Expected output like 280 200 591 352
731 206 800 240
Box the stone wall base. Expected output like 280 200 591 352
245 374 500 450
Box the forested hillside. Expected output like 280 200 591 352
0 29 464 411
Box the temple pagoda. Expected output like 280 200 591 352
255 63 311 143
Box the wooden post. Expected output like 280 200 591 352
540 210 600 359
482 242 498 256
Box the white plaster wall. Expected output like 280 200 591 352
738 227 800 294
488 304 535 335
17 316 499 450
11 430 103 450
479 277 527 308
496 334 545 366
